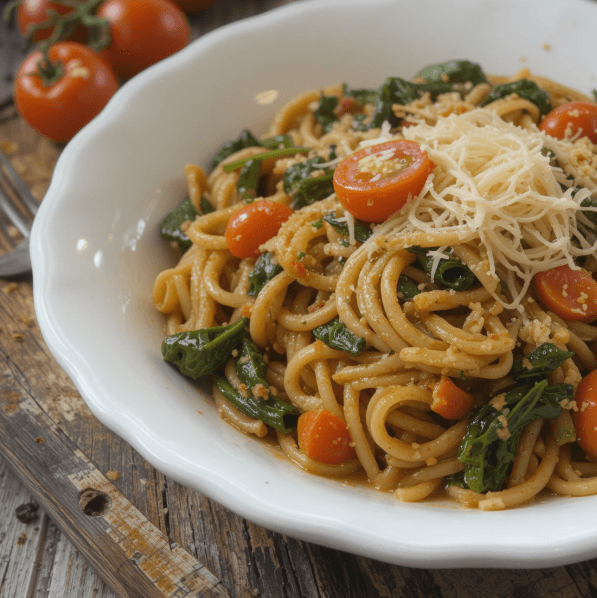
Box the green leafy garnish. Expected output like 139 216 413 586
223 146 310 174
162 318 248 379
406 246 477 291
322 212 373 243
159 196 197 251
236 158 261 201
458 381 569 493
247 252 282 298
511 343 574 383
313 318 366 356
212 129 260 169
398 275 421 301
481 80 553 116
213 372 299 433
415 60 487 86
283 156 335 209
314 93 339 134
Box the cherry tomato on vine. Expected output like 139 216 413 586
539 101 597 144
14 42 118 143
16 0 87 43
95 0 190 78
225 201 293 259
170 0 216 13
534 265 597 322
574 369 597 459
332 139 434 223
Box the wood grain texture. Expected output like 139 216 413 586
3 1 597 597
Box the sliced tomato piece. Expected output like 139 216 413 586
535 265 597 322
332 139 433 223
574 369 597 459
297 409 356 465
225 200 292 259
539 102 597 144
431 376 474 420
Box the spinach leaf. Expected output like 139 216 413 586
415 60 487 86
212 129 260 169
162 318 249 379
314 93 339 134
342 83 378 106
406 246 477 291
482 80 553 117
370 77 421 128
159 196 197 251
458 380 568 493
247 252 283 298
283 156 335 209
368 76 471 130
398 275 421 301
511 343 574 383
322 212 373 243
213 373 299 433
579 195 597 236
313 318 366 356
231 338 300 431
236 158 261 201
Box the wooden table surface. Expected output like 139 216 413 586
2 1 597 596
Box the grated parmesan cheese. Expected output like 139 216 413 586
359 108 597 308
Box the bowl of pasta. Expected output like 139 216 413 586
31 0 597 568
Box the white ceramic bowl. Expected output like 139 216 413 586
32 0 597 568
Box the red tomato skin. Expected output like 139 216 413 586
297 409 356 465
96 0 190 78
225 201 293 259
534 265 597 322
333 140 433 223
539 102 597 144
574 370 597 459
17 0 87 42
14 42 118 143
431 377 474 420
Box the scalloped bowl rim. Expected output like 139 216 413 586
30 0 597 569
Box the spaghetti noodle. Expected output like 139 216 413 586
154 60 597 510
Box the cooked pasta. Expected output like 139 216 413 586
154 60 597 510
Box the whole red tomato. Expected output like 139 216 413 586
14 42 118 143
14 0 190 80
16 0 87 43
95 0 190 78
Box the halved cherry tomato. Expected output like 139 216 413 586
297 409 356 465
225 201 293 259
96 0 190 78
430 376 474 420
534 265 597 322
539 101 597 144
574 369 597 458
332 140 433 223
14 42 118 143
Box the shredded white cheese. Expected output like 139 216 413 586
364 108 597 308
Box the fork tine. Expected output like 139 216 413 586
0 185 32 238
0 150 39 216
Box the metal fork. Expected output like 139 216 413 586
0 149 38 277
